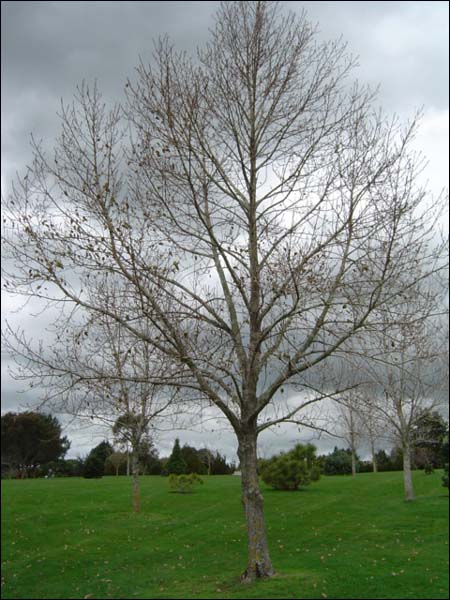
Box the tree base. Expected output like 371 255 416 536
241 564 276 583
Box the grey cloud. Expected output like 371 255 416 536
2 1 447 183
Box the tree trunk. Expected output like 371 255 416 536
370 439 378 473
131 451 140 513
351 448 357 477
402 442 415 502
237 431 275 582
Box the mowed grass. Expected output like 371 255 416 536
1 470 448 599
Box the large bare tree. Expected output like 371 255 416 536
3 1 447 581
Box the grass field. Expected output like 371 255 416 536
1 470 448 599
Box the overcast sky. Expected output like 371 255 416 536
1 1 449 461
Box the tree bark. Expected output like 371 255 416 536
237 430 275 582
351 448 357 478
350 426 357 477
131 450 140 513
402 441 415 502
370 439 378 473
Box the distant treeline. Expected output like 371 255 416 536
2 411 447 479
315 444 448 476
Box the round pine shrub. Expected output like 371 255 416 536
168 472 204 493
259 444 320 491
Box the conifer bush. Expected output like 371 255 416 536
259 444 320 491
168 472 204 493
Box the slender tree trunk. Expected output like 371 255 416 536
370 439 378 473
131 450 140 513
237 430 275 582
351 447 357 477
402 441 415 502
350 427 357 477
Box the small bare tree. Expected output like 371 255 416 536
349 291 448 501
355 386 390 473
335 395 363 477
3 1 447 580
4 310 179 513
106 451 128 476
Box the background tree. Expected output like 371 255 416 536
105 451 128 476
355 388 388 473
209 451 236 475
165 438 187 475
2 0 447 580
1 412 70 478
83 440 113 478
373 450 394 472
83 454 105 479
335 397 362 477
351 304 447 501
90 440 114 464
137 437 161 475
6 310 179 512
411 410 449 469
320 447 356 475
180 444 208 475
113 412 145 509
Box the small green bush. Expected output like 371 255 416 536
259 443 321 491
168 472 204 493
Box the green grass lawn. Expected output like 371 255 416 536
1 470 448 599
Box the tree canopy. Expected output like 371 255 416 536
1 412 70 477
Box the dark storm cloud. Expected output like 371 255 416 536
1 1 217 178
2 1 447 184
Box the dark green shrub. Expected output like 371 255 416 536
168 472 204 493
321 447 355 475
83 453 104 479
259 444 320 491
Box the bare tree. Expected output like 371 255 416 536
3 1 447 580
4 310 179 513
355 386 390 473
335 396 362 477
105 451 128 476
349 293 448 501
